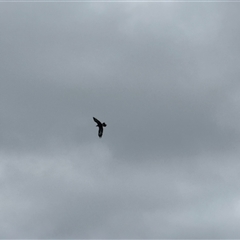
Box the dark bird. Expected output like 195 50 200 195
93 117 107 138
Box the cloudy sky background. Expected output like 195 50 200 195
1 2 240 238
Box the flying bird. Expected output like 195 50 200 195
93 117 107 138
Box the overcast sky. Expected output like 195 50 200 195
1 2 240 238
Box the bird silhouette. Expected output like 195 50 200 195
93 117 107 138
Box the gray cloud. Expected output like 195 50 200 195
0 2 240 238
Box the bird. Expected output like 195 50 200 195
93 117 107 138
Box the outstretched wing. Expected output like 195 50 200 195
93 117 101 125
